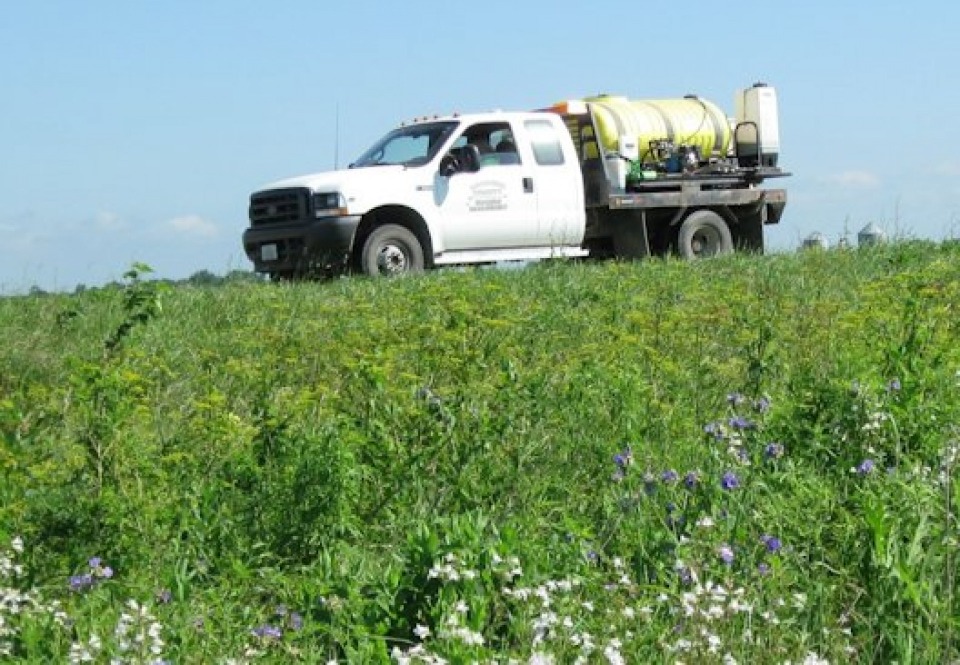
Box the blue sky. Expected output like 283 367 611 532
2 1 958 292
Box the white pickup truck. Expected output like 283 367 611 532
242 84 788 278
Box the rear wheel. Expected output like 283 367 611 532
677 210 733 259
360 224 424 276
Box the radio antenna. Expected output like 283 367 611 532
334 103 340 169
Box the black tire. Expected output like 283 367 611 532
360 224 424 276
677 210 734 259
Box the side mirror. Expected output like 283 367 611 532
439 145 481 177
439 153 460 177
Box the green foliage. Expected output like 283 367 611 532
0 243 959 662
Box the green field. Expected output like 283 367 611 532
1 243 958 663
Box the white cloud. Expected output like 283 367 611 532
166 214 218 238
932 161 960 177
819 170 880 188
94 210 127 230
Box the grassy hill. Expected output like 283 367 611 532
1 243 958 663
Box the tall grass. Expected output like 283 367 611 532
1 241 958 663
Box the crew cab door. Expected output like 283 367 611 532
434 121 540 250
519 117 585 247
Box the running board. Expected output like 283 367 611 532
433 246 589 266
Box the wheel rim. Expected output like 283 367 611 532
376 243 408 274
691 227 722 257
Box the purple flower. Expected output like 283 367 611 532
727 392 745 407
704 422 727 441
157 588 173 604
753 396 772 413
86 556 113 580
289 612 304 631
684 471 699 489
719 544 735 565
764 442 785 460
721 471 741 491
252 625 283 640
855 459 876 475
69 573 94 592
761 535 782 553
758 562 771 576
728 416 755 430
661 469 678 484
887 378 901 392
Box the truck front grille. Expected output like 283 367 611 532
249 188 310 226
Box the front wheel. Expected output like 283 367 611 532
677 210 733 259
360 224 425 277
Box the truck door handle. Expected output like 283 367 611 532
523 177 534 193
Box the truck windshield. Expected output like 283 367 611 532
351 121 459 168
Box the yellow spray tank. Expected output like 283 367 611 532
584 94 732 167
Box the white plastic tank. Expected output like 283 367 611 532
735 83 780 167
604 135 639 191
858 222 887 246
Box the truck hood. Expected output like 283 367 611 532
256 165 410 195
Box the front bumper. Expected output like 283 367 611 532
242 215 362 274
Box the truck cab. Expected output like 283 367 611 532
242 111 589 279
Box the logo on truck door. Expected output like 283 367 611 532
467 181 508 212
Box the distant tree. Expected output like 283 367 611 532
187 270 220 285
224 269 263 284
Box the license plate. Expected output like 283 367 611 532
260 244 278 261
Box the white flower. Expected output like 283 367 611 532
603 643 626 665
706 633 722 652
413 624 431 639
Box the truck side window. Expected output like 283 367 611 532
453 122 520 167
524 119 565 166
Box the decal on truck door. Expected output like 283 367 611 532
468 181 508 212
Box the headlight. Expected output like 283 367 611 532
312 192 348 217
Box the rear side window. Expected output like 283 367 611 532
524 119 565 166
